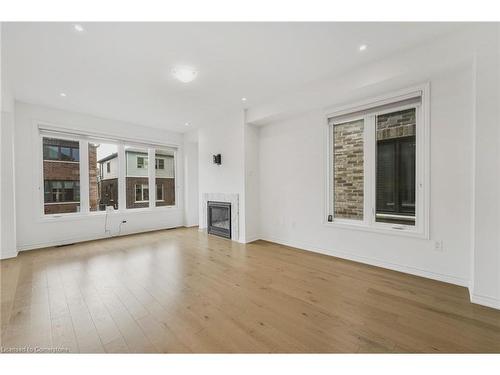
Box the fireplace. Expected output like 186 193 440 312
207 201 231 239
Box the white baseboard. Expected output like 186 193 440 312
470 293 500 310
242 235 261 243
0 250 18 260
17 224 182 252
260 235 469 287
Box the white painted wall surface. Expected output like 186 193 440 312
198 110 246 241
1 23 18 259
100 157 119 180
14 101 185 251
470 24 500 308
258 67 473 286
183 133 199 227
244 121 260 242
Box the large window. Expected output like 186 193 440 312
376 109 416 225
89 141 119 211
126 146 149 209
155 149 175 207
42 137 81 214
327 88 428 236
41 130 177 216
332 118 364 220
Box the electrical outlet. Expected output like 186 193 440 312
434 240 444 251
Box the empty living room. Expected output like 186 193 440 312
1 1 500 372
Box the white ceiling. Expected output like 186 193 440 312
3 22 464 133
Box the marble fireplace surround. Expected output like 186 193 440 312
201 193 239 241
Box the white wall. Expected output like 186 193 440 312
470 25 500 308
244 120 260 242
250 24 500 309
184 130 199 227
14 101 185 251
258 67 473 286
198 110 247 241
1 22 18 259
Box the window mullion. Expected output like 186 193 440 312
364 115 375 226
117 144 126 211
80 140 90 213
148 148 155 208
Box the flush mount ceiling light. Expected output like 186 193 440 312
241 97 247 102
184 122 190 126
73 24 85 33
171 66 198 83
359 44 368 51
60 92 67 97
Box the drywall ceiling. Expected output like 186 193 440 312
3 22 464 132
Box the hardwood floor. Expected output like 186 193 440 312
1 227 499 353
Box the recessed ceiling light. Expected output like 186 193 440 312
184 122 190 126
60 92 67 97
241 97 247 102
171 66 198 83
73 24 85 33
359 44 368 51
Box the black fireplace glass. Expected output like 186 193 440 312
207 201 231 239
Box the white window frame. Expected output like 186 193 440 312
156 183 164 202
324 84 430 239
155 157 165 170
134 183 149 203
137 156 145 169
36 123 179 221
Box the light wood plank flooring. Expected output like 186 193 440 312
1 227 500 353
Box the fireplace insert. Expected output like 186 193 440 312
207 201 231 239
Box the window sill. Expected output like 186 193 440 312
38 205 181 222
322 220 428 240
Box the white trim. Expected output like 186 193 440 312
470 293 500 310
37 121 180 149
0 250 18 260
43 160 79 164
261 235 469 287
325 86 424 119
44 201 80 205
324 83 430 239
17 223 184 252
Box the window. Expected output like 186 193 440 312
41 129 177 216
43 139 80 161
156 183 164 201
137 156 145 168
135 184 149 202
44 181 80 203
155 149 175 207
376 109 416 225
126 146 149 208
327 88 428 236
89 142 118 211
333 118 364 220
155 158 165 170
42 136 81 214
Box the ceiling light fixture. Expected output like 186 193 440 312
60 92 67 97
184 122 190 126
241 97 247 102
359 44 368 51
171 66 198 83
73 24 85 33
